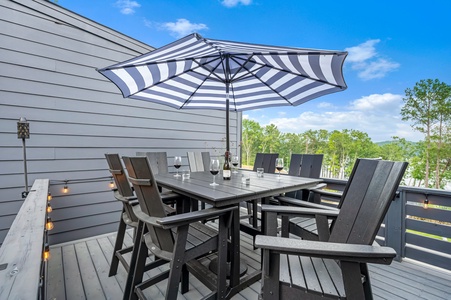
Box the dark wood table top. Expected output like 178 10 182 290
155 169 321 207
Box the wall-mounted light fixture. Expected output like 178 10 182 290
17 117 30 198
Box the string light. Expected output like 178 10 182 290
47 192 52 201
43 243 50 261
109 177 115 189
47 203 52 213
46 217 54 231
63 180 68 193
423 194 429 209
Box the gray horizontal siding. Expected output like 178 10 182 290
0 0 241 245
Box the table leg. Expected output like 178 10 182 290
229 205 240 287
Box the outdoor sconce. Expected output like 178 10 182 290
43 243 50 261
17 117 30 198
47 203 53 213
423 194 429 209
46 217 54 231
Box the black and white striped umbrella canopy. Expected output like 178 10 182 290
98 33 347 151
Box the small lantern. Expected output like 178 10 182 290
17 117 30 139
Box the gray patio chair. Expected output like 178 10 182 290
104 153 181 277
244 153 279 227
277 157 380 240
122 156 236 300
186 151 211 211
255 159 408 299
187 151 211 172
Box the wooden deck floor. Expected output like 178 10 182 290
46 227 451 300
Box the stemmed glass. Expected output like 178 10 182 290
209 158 220 186
173 156 182 177
275 158 284 177
231 155 239 173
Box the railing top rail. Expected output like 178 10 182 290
0 179 49 300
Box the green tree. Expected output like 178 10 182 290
401 79 451 187
241 119 263 166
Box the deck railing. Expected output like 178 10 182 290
0 179 50 300
321 178 451 271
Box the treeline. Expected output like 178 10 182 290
241 79 451 189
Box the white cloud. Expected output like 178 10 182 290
221 0 252 8
115 0 140 15
317 102 336 109
159 19 208 38
345 39 400 80
349 93 402 111
264 93 422 142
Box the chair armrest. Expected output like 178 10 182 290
113 190 138 204
132 205 162 227
310 188 342 200
261 204 339 218
276 196 339 211
157 207 237 229
254 236 396 265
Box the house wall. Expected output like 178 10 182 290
0 0 240 245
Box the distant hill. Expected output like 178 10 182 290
376 140 418 146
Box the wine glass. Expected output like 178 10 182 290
173 156 182 177
275 158 284 177
231 155 239 173
209 158 220 186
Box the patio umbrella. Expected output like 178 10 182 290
98 33 347 153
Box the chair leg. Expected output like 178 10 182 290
123 221 146 300
181 264 189 294
109 209 127 276
166 225 189 299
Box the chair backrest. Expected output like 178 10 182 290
288 154 323 178
105 153 134 198
329 159 408 245
253 153 279 173
123 156 175 252
136 152 169 175
187 151 211 172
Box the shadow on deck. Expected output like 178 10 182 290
46 227 451 300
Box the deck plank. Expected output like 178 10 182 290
47 229 451 300
85 239 123 298
46 246 66 299
74 242 105 299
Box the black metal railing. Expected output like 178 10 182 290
321 178 451 271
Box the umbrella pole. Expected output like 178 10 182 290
225 55 230 154
226 93 230 154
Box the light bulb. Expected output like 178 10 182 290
46 217 54 231
47 193 52 201
47 203 52 213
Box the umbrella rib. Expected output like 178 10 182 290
180 57 225 109
235 56 295 105
231 54 346 89
124 57 222 98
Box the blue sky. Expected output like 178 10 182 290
59 0 451 142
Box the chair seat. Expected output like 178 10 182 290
279 254 346 299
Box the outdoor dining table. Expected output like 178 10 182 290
155 169 321 299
